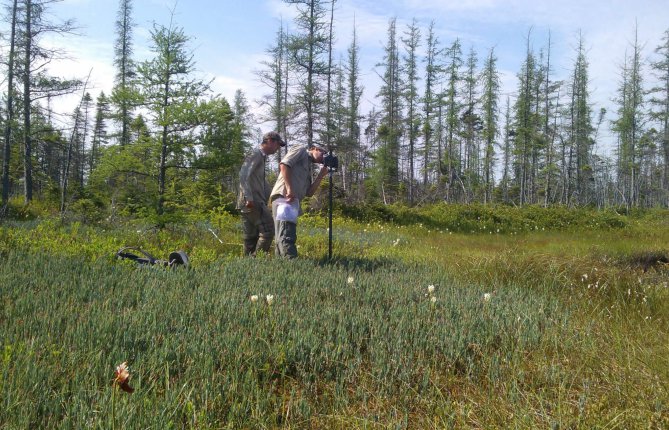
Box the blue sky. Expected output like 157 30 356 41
39 0 669 152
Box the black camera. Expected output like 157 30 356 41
323 152 339 171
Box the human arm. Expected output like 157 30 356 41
280 162 296 202
239 152 259 208
306 166 329 197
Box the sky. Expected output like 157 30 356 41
27 0 669 153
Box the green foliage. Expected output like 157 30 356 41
88 142 160 215
68 197 107 223
0 251 564 428
1 207 668 427
337 203 629 233
2 196 58 220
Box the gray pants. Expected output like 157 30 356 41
272 208 298 259
241 204 273 256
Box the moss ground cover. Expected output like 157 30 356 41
0 206 668 428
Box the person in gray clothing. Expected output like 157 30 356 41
270 144 328 258
237 131 285 256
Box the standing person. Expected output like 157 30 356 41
237 131 285 256
270 144 328 258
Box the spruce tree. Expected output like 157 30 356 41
256 22 291 166
2 0 19 209
443 39 463 201
612 27 645 207
341 23 363 200
18 0 80 203
375 17 402 202
89 92 110 177
480 48 500 205
421 21 442 191
513 32 537 205
461 47 480 202
284 0 330 146
401 18 420 204
137 17 211 215
111 0 136 147
649 29 669 205
569 33 594 205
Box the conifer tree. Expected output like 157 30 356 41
256 22 291 166
324 0 336 148
421 21 442 190
89 92 110 177
401 18 420 204
18 0 80 203
649 28 669 205
375 17 402 202
137 16 211 215
513 32 537 205
344 23 363 197
443 39 463 200
500 97 513 203
2 0 19 209
111 0 135 146
480 48 500 204
284 0 330 146
569 33 594 205
613 26 645 207
461 47 480 202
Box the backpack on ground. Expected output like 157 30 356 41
116 247 189 268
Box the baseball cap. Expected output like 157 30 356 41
263 131 285 147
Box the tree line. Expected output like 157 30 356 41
1 0 668 220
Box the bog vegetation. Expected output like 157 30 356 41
1 0 668 427
1 205 668 428
1 0 669 218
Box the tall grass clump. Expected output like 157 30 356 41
0 251 565 428
2 206 668 427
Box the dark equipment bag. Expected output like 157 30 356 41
116 247 189 268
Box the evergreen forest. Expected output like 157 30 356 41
0 0 668 219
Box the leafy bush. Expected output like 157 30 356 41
337 203 631 233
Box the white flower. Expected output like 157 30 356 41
427 285 435 294
430 296 437 303
581 274 588 281
266 294 275 305
250 295 259 303
347 276 354 284
114 361 134 393
483 293 492 302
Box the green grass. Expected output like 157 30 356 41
1 206 668 428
